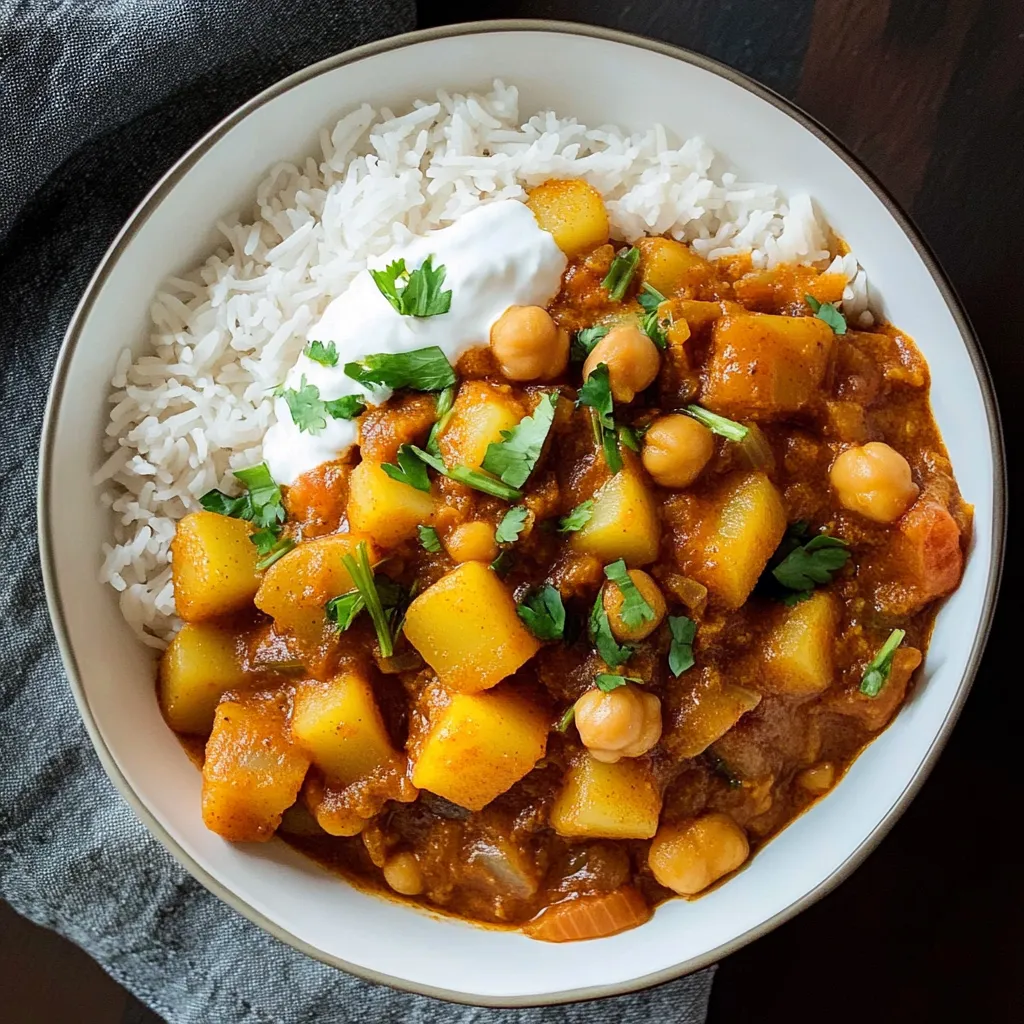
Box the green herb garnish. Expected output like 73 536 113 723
339 541 396 657
425 384 456 454
572 324 610 361
381 444 432 493
772 532 851 601
202 462 286 548
325 590 365 631
668 615 696 676
255 536 295 571
417 524 442 552
637 282 666 313
517 585 566 641
604 559 655 631
481 392 558 489
323 395 366 420
276 376 363 432
344 346 456 392
558 499 594 533
370 255 452 318
490 550 515 577
684 404 749 443
557 706 576 732
805 294 848 335
407 445 522 501
577 363 622 473
495 506 529 544
595 672 644 692
641 309 669 349
305 339 339 367
859 629 906 697
589 592 634 668
618 424 642 452
602 246 640 301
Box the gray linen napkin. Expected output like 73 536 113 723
0 4 715 1021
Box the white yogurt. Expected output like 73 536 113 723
262 200 567 484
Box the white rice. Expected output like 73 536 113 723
96 80 874 648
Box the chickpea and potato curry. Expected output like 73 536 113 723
159 178 970 942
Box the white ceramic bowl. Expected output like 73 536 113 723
39 21 1004 1006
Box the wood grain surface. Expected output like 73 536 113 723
4 1 1021 1020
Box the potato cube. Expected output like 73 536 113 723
437 381 524 471
665 667 762 759
685 471 787 609
201 696 310 842
402 561 540 692
702 314 834 419
291 671 398 786
410 689 547 810
550 755 662 840
347 460 435 548
526 178 610 256
762 592 838 695
158 622 248 735
636 236 710 296
570 466 660 567
171 511 260 621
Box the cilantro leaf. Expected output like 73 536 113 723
684 403 749 443
305 339 339 367
344 346 456 392
668 615 696 676
277 374 328 434
641 309 669 349
325 590 365 631
602 246 640 301
417 525 442 552
558 500 594 533
405 444 522 501
577 364 622 473
637 282 666 313
589 593 634 667
805 294 848 335
602 425 623 474
250 528 281 556
199 490 250 519
595 673 644 692
572 324 610 362
618 424 642 452
481 392 558 488
495 506 529 544
860 628 906 697
370 255 452 318
772 533 851 595
339 542 396 657
381 445 432 492
255 536 295 571
201 462 286 537
425 384 456 454
517 584 566 641
604 559 656 630
557 706 576 732
324 395 366 420
490 550 515 577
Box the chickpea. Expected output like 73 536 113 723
382 851 424 896
602 570 667 642
490 305 569 381
582 324 661 403
648 813 750 896
443 521 498 563
573 684 662 763
830 441 919 523
641 414 714 488
796 762 835 795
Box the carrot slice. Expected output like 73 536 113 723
523 887 652 943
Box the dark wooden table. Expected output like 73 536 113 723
3 2 1021 1020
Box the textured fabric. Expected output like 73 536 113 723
0 4 716 1022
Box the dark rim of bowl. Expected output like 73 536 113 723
38 18 1006 1009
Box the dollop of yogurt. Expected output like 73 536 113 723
263 200 567 484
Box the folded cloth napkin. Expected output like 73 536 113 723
0 4 716 1021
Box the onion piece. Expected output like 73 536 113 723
736 422 775 473
524 886 651 942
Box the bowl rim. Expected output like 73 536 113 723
37 18 1006 1008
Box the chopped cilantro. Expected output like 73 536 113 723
339 542 396 657
588 592 634 668
595 673 644 692
417 524 442 552
637 282 666 313
602 246 640 301
425 384 456 454
860 628 906 697
517 585 566 641
304 339 339 367
557 705 576 732
495 506 529 544
201 463 286 546
325 590 365 631
668 615 696 676
369 255 452 318
558 500 594 533
684 404 749 443
772 533 851 600
572 324 610 362
604 559 655 630
577 364 621 473
481 392 558 489
618 424 642 452
406 444 522 501
805 293 848 335
490 550 515 577
381 445 432 493
255 536 295 571
640 308 669 349
276 376 365 433
323 395 365 420
344 346 456 392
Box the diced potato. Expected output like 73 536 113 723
550 754 662 840
636 236 710 296
158 622 248 735
702 314 834 419
170 510 260 621
665 667 762 758
437 381 524 471
691 472 787 609
410 688 548 810
346 460 435 548
402 561 540 692
570 466 660 567
526 178 610 256
648 812 750 895
291 671 398 786
254 533 376 649
201 696 310 842
762 592 838 695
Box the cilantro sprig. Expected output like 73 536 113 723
572 324 610 362
517 585 566 641
595 672 644 692
558 499 594 533
370 255 452 318
481 392 558 489
407 445 522 501
305 339 339 367
344 346 456 392
859 629 906 697
381 445 432 493
557 706 576 732
637 282 666 312
495 506 529 544
425 384 456 454
276 375 364 434
805 294 848 335
417 525 442 552
589 592 634 667
604 559 655 631
602 246 640 301
338 541 397 657
200 463 288 557
684 404 749 443
577 364 622 473
772 526 851 604
668 615 696 676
